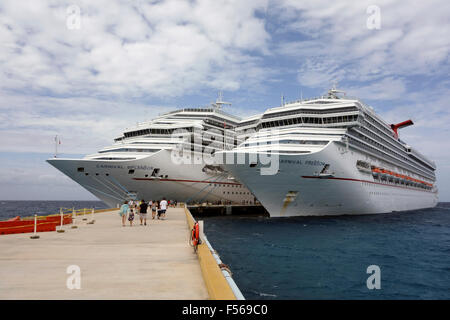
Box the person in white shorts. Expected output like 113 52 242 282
159 198 168 220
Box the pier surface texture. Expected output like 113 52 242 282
0 208 209 299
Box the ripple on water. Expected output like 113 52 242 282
202 205 450 300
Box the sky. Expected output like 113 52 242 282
0 0 449 201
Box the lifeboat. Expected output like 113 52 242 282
383 170 395 182
370 167 433 189
371 168 380 178
399 174 408 184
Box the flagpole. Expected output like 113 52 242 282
54 135 58 158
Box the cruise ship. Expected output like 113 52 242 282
221 87 438 217
47 95 255 208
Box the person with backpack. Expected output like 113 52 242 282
139 200 149 226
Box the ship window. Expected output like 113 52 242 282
85 173 89 176
249 163 257 168
128 169 135 174
77 167 84 172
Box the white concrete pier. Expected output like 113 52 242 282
0 208 209 299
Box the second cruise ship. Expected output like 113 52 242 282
221 86 438 217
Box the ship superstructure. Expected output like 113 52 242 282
48 95 255 207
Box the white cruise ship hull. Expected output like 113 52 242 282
223 142 438 217
47 150 255 208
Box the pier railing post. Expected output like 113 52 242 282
88 208 95 224
71 207 77 229
57 208 65 233
30 214 40 239
82 208 87 221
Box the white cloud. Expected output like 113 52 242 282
0 0 274 158
345 77 407 100
0 0 449 200
0 93 174 154
274 0 450 86
0 0 271 98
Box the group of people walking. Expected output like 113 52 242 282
118 198 171 227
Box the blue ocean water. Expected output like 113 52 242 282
0 200 108 220
202 203 450 300
1 200 448 299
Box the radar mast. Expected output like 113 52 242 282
212 91 231 109
327 81 346 99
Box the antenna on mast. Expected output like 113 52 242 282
332 80 338 90
212 90 231 109
328 81 346 99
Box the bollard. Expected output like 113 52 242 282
198 220 205 241
82 208 87 221
30 214 40 239
71 207 78 229
57 208 65 233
